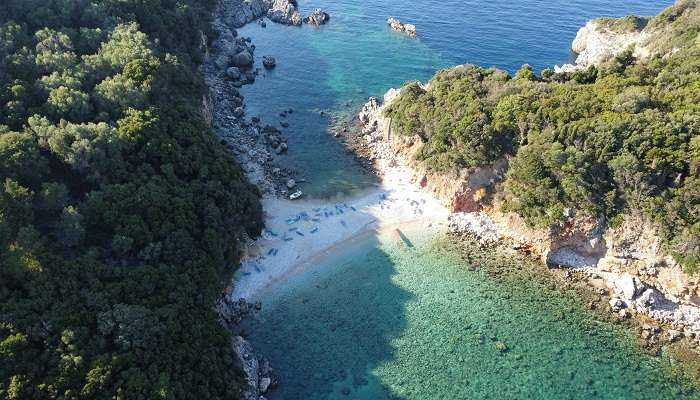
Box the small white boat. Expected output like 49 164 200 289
289 190 303 200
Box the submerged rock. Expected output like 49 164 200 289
387 17 416 37
262 55 276 69
304 8 330 25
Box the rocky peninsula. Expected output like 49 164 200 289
354 39 700 350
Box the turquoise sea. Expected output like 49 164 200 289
234 1 699 399
239 0 672 198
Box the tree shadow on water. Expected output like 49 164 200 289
240 231 412 400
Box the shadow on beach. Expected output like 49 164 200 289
239 228 412 400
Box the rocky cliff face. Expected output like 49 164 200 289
555 18 652 72
574 20 649 66
357 86 700 343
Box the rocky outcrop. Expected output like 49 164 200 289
221 0 273 28
220 0 330 30
262 55 276 69
387 17 416 37
202 93 214 126
357 86 700 343
304 8 330 25
267 0 302 26
232 335 276 400
555 18 651 72
572 20 650 66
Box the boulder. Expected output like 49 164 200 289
233 107 245 118
215 54 231 70
387 17 416 37
267 0 302 26
618 308 631 319
609 297 626 312
304 8 330 25
667 329 683 342
276 142 288 154
262 56 276 69
226 67 242 80
286 179 296 189
232 50 254 68
613 273 638 302
259 377 271 393
245 70 256 83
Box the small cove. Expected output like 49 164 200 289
231 0 700 398
239 0 672 197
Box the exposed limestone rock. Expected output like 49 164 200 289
387 17 416 37
267 0 302 26
448 212 501 245
304 8 330 25
572 20 650 67
554 17 653 72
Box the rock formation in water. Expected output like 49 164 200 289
267 0 303 25
304 8 331 25
387 17 417 37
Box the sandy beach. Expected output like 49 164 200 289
232 162 450 300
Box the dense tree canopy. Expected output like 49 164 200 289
385 0 700 273
0 0 263 398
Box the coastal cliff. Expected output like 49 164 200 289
355 0 700 343
556 0 698 72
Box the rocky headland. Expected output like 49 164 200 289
354 70 700 349
553 6 690 73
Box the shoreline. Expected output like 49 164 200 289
232 159 450 301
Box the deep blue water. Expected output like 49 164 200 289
238 0 671 198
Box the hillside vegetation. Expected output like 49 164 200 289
0 0 263 398
385 0 700 272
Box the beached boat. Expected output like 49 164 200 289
289 190 303 200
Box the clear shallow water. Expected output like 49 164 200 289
239 0 671 197
241 226 697 399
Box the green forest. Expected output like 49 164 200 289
0 0 263 399
385 0 700 273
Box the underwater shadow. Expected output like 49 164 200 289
240 227 413 400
